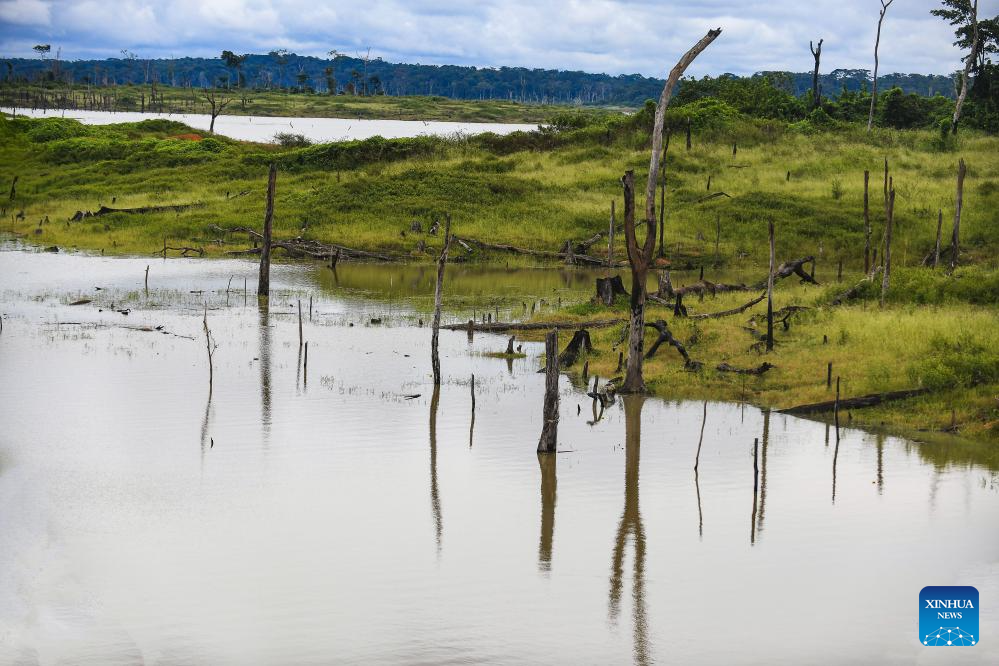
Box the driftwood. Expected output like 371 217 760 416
538 330 560 454
673 279 752 297
162 245 205 257
644 319 702 370
595 275 629 305
441 317 625 333
692 192 731 204
717 362 775 375
782 387 929 415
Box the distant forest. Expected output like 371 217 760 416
2 52 959 107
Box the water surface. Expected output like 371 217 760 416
0 248 997 665
3 108 537 143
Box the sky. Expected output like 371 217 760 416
0 0 992 77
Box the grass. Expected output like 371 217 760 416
2 110 998 444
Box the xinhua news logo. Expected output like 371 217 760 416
920 586 979 647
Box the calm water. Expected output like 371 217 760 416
0 248 997 665
2 108 537 143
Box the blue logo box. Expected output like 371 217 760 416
920 586 979 646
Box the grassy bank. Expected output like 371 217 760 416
1 83 597 123
527 267 999 443
2 111 998 444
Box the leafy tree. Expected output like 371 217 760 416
932 0 999 71
221 50 248 88
32 44 50 59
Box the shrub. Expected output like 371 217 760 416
26 117 89 142
274 132 313 147
911 333 999 390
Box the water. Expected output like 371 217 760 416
2 108 537 144
1 248 997 665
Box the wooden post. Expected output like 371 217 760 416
753 437 759 492
834 376 841 433
309 295 313 321
950 158 966 272
298 299 303 347
258 163 277 298
880 186 895 307
732 142 737 156
837 258 843 281
766 220 775 352
202 306 215 395
243 277 247 306
932 209 943 269
863 170 871 273
685 117 691 150
431 214 452 386
469 373 476 448
538 330 559 454
304 341 308 384
607 200 615 267
827 362 832 388
144 265 149 296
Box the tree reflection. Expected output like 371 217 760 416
258 300 272 450
609 395 651 666
429 386 443 556
538 453 557 573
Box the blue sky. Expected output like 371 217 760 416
0 0 989 76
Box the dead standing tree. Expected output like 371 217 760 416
620 27 722 394
950 158 966 271
537 330 560 454
431 214 452 386
809 39 823 109
867 0 895 131
203 88 233 134
951 0 979 134
257 164 277 298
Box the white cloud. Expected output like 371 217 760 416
0 0 975 76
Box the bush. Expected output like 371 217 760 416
666 98 741 130
273 132 313 147
911 333 999 390
26 117 90 142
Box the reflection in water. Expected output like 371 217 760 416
756 410 770 539
609 396 651 666
694 401 707 538
199 391 212 467
429 386 443 556
258 301 272 449
537 453 557 573
876 432 885 494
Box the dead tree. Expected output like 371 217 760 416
952 0 979 134
595 275 628 305
621 27 722 394
880 186 895 307
202 306 217 395
431 214 452 385
809 39 824 109
644 319 702 370
867 0 895 131
607 200 616 267
204 89 233 134
933 209 943 268
863 170 871 273
950 158 966 271
538 330 559 454
766 221 775 352
257 163 277 298
558 329 593 368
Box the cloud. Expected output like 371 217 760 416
0 0 974 76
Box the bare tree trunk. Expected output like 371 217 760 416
867 0 895 131
950 158 966 271
880 187 895 307
952 0 979 134
538 329 559 454
657 165 666 258
257 163 277 297
766 220 775 352
621 27 722 394
607 200 615 267
863 170 871 273
933 208 943 269
810 39 823 109
431 214 452 385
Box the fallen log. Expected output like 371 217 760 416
717 362 775 375
690 292 766 319
830 266 881 306
781 388 930 415
674 279 752 297
453 235 607 266
95 202 204 216
692 192 731 204
752 256 818 289
211 224 393 262
441 317 625 333
644 319 702 370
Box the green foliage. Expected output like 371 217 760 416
667 98 741 130
26 117 90 142
911 332 999 390
882 87 953 129
675 74 804 120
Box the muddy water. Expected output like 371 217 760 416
0 248 997 665
3 108 537 144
